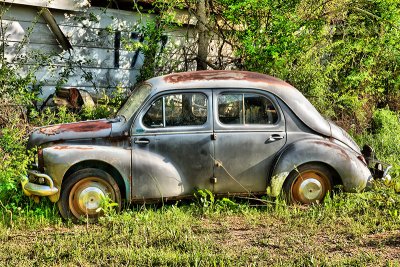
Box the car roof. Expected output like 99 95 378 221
146 70 331 136
148 70 290 91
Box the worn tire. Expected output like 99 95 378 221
58 168 121 222
283 163 333 204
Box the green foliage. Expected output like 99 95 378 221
80 86 126 120
355 108 400 178
218 0 400 131
97 195 119 222
29 106 80 126
193 189 245 215
0 122 33 205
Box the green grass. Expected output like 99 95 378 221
1 181 400 266
1 109 399 266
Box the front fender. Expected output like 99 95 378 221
43 145 131 202
267 138 372 197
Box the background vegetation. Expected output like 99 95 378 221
0 0 399 265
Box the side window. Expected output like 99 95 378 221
218 93 278 125
143 98 163 127
143 93 208 128
218 94 243 124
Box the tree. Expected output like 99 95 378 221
195 0 211 70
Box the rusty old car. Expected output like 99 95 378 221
21 70 390 221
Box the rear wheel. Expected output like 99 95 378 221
283 163 333 204
58 168 121 222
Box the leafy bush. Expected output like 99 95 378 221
0 121 33 206
355 108 400 180
80 86 126 120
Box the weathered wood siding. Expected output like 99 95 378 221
1 2 232 100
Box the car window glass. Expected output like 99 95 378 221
244 94 278 124
218 94 243 124
117 83 152 119
218 93 278 125
143 93 207 128
143 98 163 128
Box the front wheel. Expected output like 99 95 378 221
283 163 333 204
58 168 121 222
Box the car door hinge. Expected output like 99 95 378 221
211 133 217 140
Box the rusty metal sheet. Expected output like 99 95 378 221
27 119 114 149
39 120 111 136
163 70 286 86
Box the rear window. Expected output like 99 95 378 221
218 93 278 125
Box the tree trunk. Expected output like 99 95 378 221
196 0 210 71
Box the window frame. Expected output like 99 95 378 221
132 90 212 135
214 89 284 131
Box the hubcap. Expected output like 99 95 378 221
69 177 114 218
298 178 322 201
291 170 331 204
78 186 105 212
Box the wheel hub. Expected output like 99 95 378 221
298 178 322 201
291 170 330 204
69 177 113 218
78 186 105 213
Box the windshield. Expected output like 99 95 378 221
117 83 153 119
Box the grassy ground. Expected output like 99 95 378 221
1 181 400 266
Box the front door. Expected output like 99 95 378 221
130 90 214 199
212 89 286 194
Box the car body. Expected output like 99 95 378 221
21 70 390 221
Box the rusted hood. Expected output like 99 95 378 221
27 119 113 149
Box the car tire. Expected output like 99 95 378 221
58 168 121 222
283 163 333 204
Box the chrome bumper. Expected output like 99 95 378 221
362 145 392 180
21 170 58 197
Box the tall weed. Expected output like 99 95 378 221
355 108 400 179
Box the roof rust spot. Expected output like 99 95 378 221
39 121 111 136
163 70 287 86
52 145 94 150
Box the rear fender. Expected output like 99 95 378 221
267 139 372 197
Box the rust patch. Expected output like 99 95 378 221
39 121 111 136
163 70 288 86
69 88 80 108
313 140 350 160
52 145 94 150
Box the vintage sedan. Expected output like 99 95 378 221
21 70 390 221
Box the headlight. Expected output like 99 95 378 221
38 148 44 172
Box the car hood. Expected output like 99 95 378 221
328 121 361 153
27 119 113 149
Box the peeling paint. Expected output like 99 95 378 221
39 120 111 136
266 172 289 197
163 70 287 86
313 140 350 160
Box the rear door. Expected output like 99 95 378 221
212 89 286 194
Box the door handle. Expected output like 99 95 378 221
267 134 284 142
134 138 150 145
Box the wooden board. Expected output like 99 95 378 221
2 0 84 11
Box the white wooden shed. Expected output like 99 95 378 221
1 0 208 100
